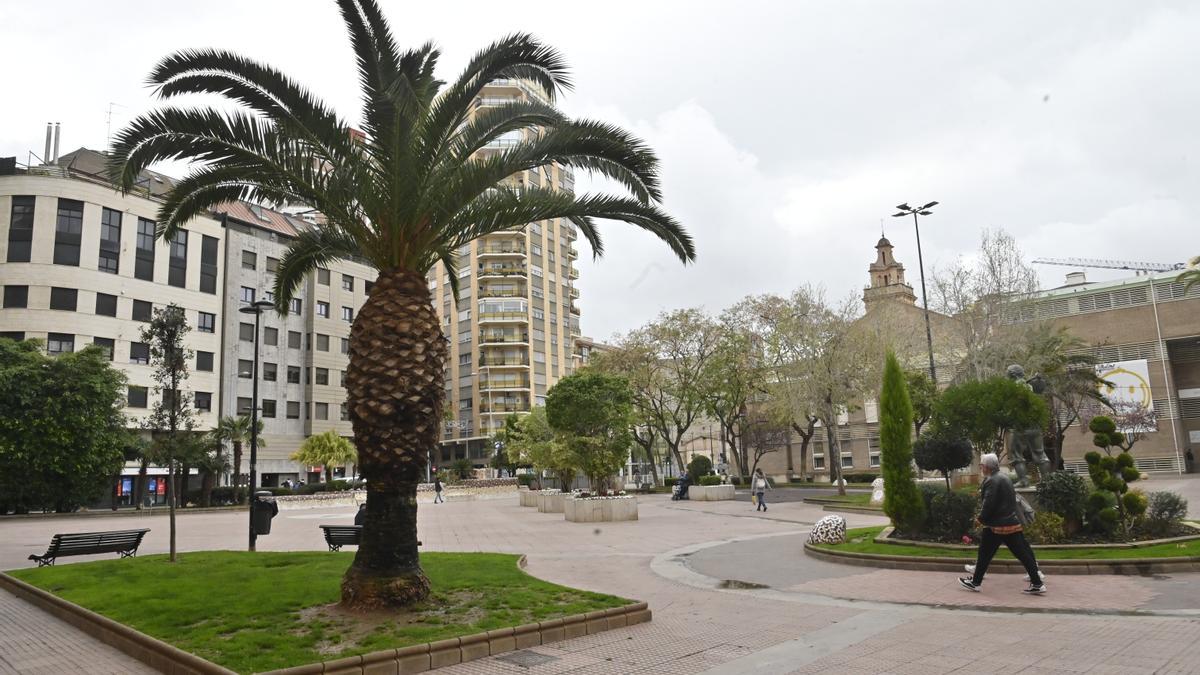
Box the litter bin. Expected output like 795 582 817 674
252 490 279 535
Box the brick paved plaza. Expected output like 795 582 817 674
3 483 1200 674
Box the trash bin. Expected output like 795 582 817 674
252 490 278 535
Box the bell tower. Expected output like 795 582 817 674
863 235 917 308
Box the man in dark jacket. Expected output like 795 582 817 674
960 452 1046 594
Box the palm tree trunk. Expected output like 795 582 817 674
341 269 445 609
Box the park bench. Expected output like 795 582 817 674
318 524 422 552
28 529 150 567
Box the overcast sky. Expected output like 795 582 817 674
3 1 1196 341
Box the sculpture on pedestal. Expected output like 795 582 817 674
1005 364 1051 487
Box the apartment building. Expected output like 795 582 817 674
430 80 583 467
0 150 226 501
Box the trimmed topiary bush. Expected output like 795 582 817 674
842 472 879 483
918 484 978 540
699 475 723 486
1085 445 1141 536
880 352 926 534
913 429 973 491
687 455 713 482
1036 471 1089 533
1144 491 1188 536
1025 512 1067 545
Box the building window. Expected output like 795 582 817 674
128 341 150 364
0 332 24 341
342 274 354 291
266 257 279 274
198 312 216 333
128 386 148 408
261 399 276 418
200 235 219 294
262 362 277 381
287 366 301 384
135 218 156 281
315 368 329 385
841 454 854 469
3 286 28 308
6 196 34 263
194 392 212 412
317 268 330 285
341 306 353 322
239 322 254 342
286 401 300 419
196 351 214 372
238 359 253 378
289 298 301 315
49 287 78 311
92 337 115 361
288 331 301 349
338 370 345 386
340 338 350 354
316 301 329 318
241 250 256 270
131 299 153 322
53 199 84 266
46 333 74 355
236 397 252 415
94 292 117 316
240 287 256 304
264 327 278 346
168 230 188 288
315 402 329 420
316 334 329 352
98 208 122 274
340 402 349 421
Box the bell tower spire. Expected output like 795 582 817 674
863 235 917 309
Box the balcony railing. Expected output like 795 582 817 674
479 402 531 414
480 332 529 344
568 267 579 279
565 245 578 258
478 265 527 277
568 287 580 299
479 356 530 366
478 245 527 256
478 311 528 323
477 286 526 298
569 304 580 315
479 377 531 390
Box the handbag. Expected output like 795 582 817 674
1015 493 1036 526
751 493 758 505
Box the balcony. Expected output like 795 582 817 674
565 245 578 259
480 332 529 345
479 400 531 414
478 264 527 278
569 303 580 315
567 267 579 280
478 311 528 324
479 376 531 391
478 245 527 258
480 355 530 367
563 223 577 241
568 287 580 299
477 284 527 299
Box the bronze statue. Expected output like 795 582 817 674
1006 364 1051 487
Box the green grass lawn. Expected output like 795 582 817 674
9 552 628 674
815 526 1200 560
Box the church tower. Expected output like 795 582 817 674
863 235 917 309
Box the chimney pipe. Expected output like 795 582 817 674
43 123 52 165
52 123 61 164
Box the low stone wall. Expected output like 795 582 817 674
563 497 638 523
537 491 566 513
518 488 539 507
276 479 519 510
689 485 734 502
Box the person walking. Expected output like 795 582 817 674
433 476 444 504
354 502 367 526
753 469 772 512
960 453 1046 594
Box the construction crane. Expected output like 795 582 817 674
1032 257 1185 275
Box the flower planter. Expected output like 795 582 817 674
689 485 734 501
518 488 539 507
537 491 567 513
563 496 638 522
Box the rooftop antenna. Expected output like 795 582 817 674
106 103 126 152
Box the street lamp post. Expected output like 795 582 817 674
238 299 275 552
892 201 939 384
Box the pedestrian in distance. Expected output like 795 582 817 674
753 469 772 512
354 502 366 526
960 453 1046 594
434 476 444 504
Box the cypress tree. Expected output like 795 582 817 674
880 351 926 533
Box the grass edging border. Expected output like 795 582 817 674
804 540 1200 575
1 553 652 675
0 569 234 675
873 523 1200 551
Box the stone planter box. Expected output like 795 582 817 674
537 491 567 513
563 497 638 523
518 488 539 507
689 485 734 501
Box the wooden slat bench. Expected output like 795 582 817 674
318 525 422 552
28 529 150 567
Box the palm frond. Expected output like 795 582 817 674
274 227 368 309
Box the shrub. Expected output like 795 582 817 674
264 487 293 496
1086 489 1119 533
699 475 723 486
1025 512 1067 545
842 472 879 484
913 430 973 490
880 352 925 534
1085 446 1140 535
1036 471 1089 522
516 474 535 487
687 455 713 482
918 484 978 540
729 476 743 487
664 477 679 487
327 480 351 492
1144 491 1188 536
207 487 247 505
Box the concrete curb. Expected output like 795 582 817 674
874 523 1200 551
803 541 1200 575
0 571 235 675
0 505 248 520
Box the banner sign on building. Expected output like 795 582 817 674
1095 359 1156 432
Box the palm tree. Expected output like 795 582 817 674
109 0 693 609
291 430 357 484
212 415 264 496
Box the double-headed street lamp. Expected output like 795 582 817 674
892 201 938 384
238 298 275 551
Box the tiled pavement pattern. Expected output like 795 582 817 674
3 479 1200 674
0 587 157 675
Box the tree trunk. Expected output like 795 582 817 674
200 472 215 507
178 462 190 508
341 269 445 609
134 460 148 510
167 460 177 562
784 435 795 479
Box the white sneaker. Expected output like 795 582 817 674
963 563 1043 582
